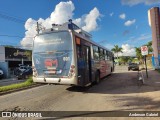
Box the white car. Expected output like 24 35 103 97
18 66 28 72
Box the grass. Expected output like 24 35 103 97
0 77 34 92
157 69 160 73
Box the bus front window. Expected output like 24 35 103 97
33 31 73 77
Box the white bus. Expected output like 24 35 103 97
32 20 114 86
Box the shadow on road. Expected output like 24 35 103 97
113 95 160 110
67 71 160 94
66 85 91 92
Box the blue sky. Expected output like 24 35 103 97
0 0 160 56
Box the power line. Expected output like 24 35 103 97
0 13 25 24
0 11 37 25
0 34 34 38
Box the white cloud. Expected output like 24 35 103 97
121 0 160 6
119 13 126 19
21 18 37 47
21 1 101 47
124 19 136 26
50 1 75 24
114 35 151 56
110 12 114 17
136 34 151 41
119 44 136 56
82 8 101 32
125 33 152 44
74 8 101 32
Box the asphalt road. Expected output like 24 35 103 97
0 65 160 120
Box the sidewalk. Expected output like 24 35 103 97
0 77 26 87
142 69 160 87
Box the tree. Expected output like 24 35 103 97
135 47 142 60
119 56 133 64
135 41 153 59
145 41 153 53
135 47 144 64
111 45 123 60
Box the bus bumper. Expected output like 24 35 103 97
33 77 77 85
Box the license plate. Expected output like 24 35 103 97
44 71 56 74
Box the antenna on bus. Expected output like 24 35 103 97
36 22 40 34
36 22 45 34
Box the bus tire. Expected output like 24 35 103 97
95 71 100 84
109 67 112 75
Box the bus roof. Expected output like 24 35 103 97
73 30 111 53
38 20 112 54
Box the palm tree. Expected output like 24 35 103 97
111 45 123 60
135 47 142 60
145 41 153 53
135 47 143 64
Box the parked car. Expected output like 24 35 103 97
14 65 30 76
19 66 28 72
0 68 4 79
14 68 21 76
17 67 32 79
128 63 139 71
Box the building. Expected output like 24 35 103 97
0 46 32 78
148 7 160 68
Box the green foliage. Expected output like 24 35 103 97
135 47 142 60
111 45 123 59
0 77 33 92
135 41 153 60
144 41 153 53
119 56 134 64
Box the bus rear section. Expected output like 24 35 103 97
32 31 77 85
32 20 114 86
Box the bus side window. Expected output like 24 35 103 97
93 45 99 60
76 45 82 59
104 50 107 60
108 53 111 61
99 48 104 60
110 53 113 61
106 51 109 60
109 52 112 61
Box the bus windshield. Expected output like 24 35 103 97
33 31 73 78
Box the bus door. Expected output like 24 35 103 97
83 45 92 85
76 45 91 86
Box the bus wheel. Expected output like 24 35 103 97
109 67 112 75
95 71 100 84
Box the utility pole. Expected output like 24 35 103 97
144 55 148 78
141 46 149 78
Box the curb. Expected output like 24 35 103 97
0 83 45 96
